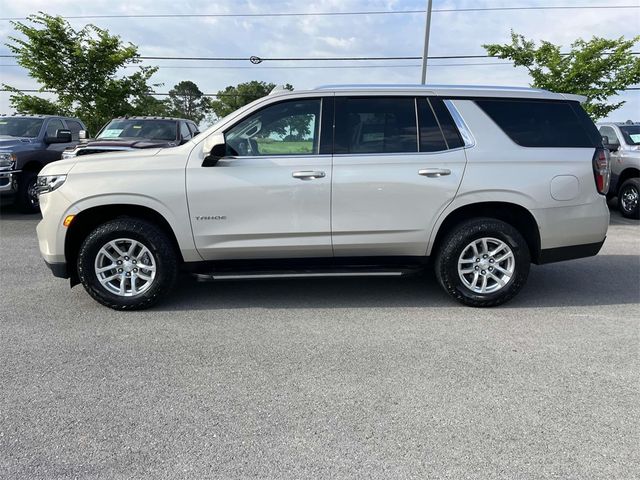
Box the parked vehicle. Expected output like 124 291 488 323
62 117 200 158
0 114 86 212
597 121 640 219
36 84 610 310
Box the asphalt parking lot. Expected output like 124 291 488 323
0 205 638 480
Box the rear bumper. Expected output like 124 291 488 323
44 260 69 279
536 238 605 265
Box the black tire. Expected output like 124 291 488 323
15 171 40 213
434 218 530 307
77 217 178 310
617 178 640 219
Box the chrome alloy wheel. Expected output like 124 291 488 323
94 238 157 296
458 237 515 294
28 179 39 208
620 185 639 213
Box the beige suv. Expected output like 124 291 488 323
36 85 610 310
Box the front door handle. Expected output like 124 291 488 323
292 171 326 180
419 168 451 178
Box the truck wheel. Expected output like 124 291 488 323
434 218 530 307
15 171 40 213
617 178 640 219
77 218 178 310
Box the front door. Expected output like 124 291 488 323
186 97 333 260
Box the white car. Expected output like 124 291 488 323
36 84 610 310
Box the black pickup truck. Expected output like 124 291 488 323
62 116 200 159
0 114 86 212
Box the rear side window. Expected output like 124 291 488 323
475 99 597 148
334 97 417 154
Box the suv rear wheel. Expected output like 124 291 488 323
77 218 178 310
435 218 530 307
617 178 639 219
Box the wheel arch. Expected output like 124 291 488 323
65 204 184 285
617 167 640 194
429 201 542 263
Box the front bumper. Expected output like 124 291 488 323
0 169 20 194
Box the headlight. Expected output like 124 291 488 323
36 175 67 195
0 152 16 169
62 150 77 159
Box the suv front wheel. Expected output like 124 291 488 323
435 218 530 307
77 218 178 310
617 178 640 219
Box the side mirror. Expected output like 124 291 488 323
202 132 226 167
46 129 72 144
79 130 87 140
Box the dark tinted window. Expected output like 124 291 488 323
430 98 464 149
417 99 447 152
619 125 640 146
476 99 597 147
335 97 417 154
66 120 83 141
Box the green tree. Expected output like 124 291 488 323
484 32 640 120
208 81 293 119
167 80 210 124
3 13 162 133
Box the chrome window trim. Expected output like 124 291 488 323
443 99 476 148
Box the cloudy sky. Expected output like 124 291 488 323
0 0 639 121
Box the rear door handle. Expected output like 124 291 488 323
292 171 326 180
419 168 451 178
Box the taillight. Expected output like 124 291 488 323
592 148 610 195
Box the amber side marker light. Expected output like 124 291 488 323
63 215 75 227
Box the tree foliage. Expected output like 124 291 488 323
484 31 640 120
4 13 160 133
208 81 293 119
167 80 211 124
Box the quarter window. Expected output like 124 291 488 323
225 99 321 156
335 97 417 154
475 99 596 148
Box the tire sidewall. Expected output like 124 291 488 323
438 219 530 306
78 219 177 309
618 179 640 218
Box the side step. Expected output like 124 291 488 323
193 267 423 282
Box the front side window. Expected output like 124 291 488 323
225 99 321 156
335 97 417 154
97 119 178 141
0 118 44 138
66 120 83 141
599 126 620 146
46 119 65 138
180 121 192 141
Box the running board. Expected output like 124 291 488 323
193 268 420 282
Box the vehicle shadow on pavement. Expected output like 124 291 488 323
157 253 640 311
0 202 41 221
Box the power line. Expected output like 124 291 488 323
1 5 638 21
0 62 517 69
1 53 638 62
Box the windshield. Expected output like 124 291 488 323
619 125 640 146
97 119 177 141
0 118 44 138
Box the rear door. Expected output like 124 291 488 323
331 96 467 256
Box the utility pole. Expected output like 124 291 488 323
420 0 433 84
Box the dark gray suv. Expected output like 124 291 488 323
0 114 86 213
